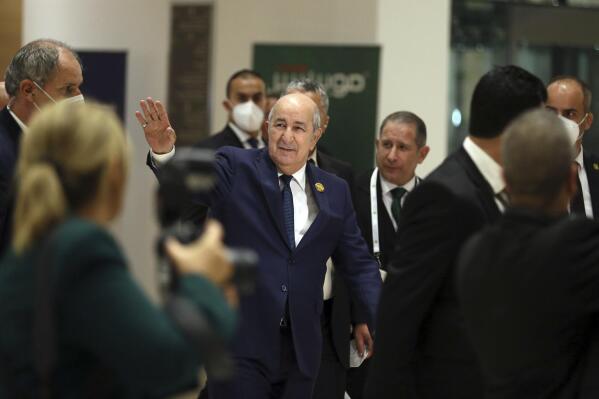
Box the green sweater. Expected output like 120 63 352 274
0 217 236 398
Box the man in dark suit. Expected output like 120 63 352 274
345 111 429 398
364 65 547 399
0 39 83 253
546 75 598 219
140 92 382 398
457 108 599 399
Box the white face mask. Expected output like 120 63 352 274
232 101 264 133
32 81 85 110
559 114 582 146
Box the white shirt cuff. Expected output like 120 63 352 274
150 146 175 165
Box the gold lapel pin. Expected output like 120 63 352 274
593 163 599 171
315 182 325 192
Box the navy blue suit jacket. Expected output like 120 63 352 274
0 107 22 254
202 146 381 378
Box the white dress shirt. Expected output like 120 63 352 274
150 122 265 165
277 164 318 247
463 137 506 212
379 174 417 232
574 148 593 218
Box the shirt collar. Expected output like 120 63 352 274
278 164 307 190
463 136 504 194
6 105 27 131
228 122 264 147
379 172 417 196
575 146 584 168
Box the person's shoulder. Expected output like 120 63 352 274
550 215 599 241
216 145 261 162
584 150 599 163
54 218 122 265
195 126 239 149
355 168 375 189
317 151 353 176
426 149 472 188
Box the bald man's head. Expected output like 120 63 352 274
502 108 575 207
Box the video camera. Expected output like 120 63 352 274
154 147 258 380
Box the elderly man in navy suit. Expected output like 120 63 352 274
138 92 382 398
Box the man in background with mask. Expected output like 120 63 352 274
546 76 597 219
0 38 84 253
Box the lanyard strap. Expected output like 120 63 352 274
369 168 381 265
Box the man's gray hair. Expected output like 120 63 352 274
285 79 329 115
268 95 321 132
379 111 427 148
502 108 575 199
4 39 81 96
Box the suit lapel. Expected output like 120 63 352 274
295 162 329 252
255 150 291 250
583 151 599 218
223 125 244 148
376 175 396 258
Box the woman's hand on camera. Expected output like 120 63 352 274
165 220 233 287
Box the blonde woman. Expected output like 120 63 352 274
0 102 236 398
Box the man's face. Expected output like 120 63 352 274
224 76 266 115
546 80 593 132
267 94 320 174
375 121 429 186
31 49 83 107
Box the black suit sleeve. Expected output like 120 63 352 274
365 182 481 398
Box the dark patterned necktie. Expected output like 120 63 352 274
390 187 408 226
247 137 259 148
571 163 585 215
280 175 295 249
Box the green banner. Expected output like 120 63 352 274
253 44 380 173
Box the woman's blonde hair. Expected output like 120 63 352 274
12 102 128 252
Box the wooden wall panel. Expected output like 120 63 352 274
0 0 22 82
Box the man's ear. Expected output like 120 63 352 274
583 112 594 131
418 145 430 164
313 127 323 145
321 115 330 134
223 99 233 113
19 79 36 101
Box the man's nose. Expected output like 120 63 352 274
387 146 398 161
281 127 294 141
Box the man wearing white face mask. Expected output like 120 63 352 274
546 76 597 219
0 39 84 253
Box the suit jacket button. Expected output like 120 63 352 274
281 284 288 292
288 257 294 264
